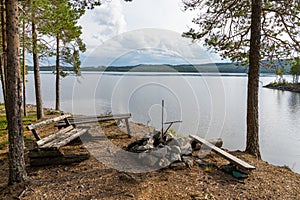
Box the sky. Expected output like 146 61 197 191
78 0 223 67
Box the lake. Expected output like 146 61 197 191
2 71 300 173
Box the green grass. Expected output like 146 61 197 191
0 140 8 149
24 135 33 142
22 115 38 126
0 136 33 149
0 116 8 137
0 115 37 137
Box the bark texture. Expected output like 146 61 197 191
5 0 27 184
246 0 262 158
55 34 60 111
32 16 44 119
1 0 7 103
22 20 27 116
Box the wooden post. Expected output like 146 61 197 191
161 100 164 135
125 118 131 138
31 129 41 141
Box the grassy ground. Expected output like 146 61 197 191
0 104 57 149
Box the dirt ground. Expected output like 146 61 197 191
0 111 300 199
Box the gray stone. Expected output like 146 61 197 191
147 137 155 145
164 132 174 142
157 143 165 148
180 143 193 156
143 133 152 139
142 154 159 166
138 152 148 159
195 158 209 167
170 145 181 154
158 157 171 168
169 162 186 170
134 144 154 151
169 153 182 162
182 156 194 168
151 146 169 158
168 137 185 147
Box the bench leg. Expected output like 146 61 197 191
124 118 131 138
32 129 41 141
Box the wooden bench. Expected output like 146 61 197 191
55 113 132 138
190 135 255 171
27 114 89 166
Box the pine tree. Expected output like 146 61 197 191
5 0 27 184
39 0 86 111
183 0 300 157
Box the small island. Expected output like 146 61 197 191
264 82 300 93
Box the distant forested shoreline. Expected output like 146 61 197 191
27 63 281 74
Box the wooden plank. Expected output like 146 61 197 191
53 128 87 148
40 128 79 149
27 114 72 130
29 153 89 166
189 135 255 170
29 148 63 158
36 125 74 147
191 138 223 151
55 113 131 127
70 113 131 121
63 113 131 123
40 128 87 149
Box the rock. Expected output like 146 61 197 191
134 144 154 152
157 143 165 148
168 137 185 147
180 143 192 156
125 193 135 198
151 130 163 146
163 132 174 142
168 152 182 162
195 158 208 167
151 146 169 158
146 137 155 146
182 156 194 168
169 162 186 170
143 133 152 139
170 145 181 154
158 157 171 168
142 154 159 167
138 152 148 159
127 138 149 152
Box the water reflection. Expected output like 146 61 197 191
288 93 300 114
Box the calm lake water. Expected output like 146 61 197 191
2 72 300 173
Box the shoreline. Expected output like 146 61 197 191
263 83 300 93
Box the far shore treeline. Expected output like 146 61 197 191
26 62 291 74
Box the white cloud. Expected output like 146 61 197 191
79 0 126 51
79 0 222 66
81 29 220 66
120 0 195 32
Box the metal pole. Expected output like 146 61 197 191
161 99 164 135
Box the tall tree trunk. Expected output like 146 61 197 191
5 0 27 184
246 0 262 159
55 34 60 111
32 15 44 119
22 19 27 116
0 0 7 103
